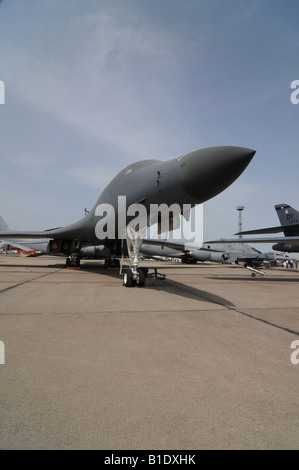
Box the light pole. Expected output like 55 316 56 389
236 206 244 239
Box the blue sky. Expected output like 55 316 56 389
0 0 298 252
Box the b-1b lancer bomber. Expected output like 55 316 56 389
0 146 255 287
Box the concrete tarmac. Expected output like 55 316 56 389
0 255 298 450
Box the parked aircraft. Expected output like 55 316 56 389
0 215 46 254
236 203 299 253
202 241 277 268
0 216 229 264
0 146 255 286
206 203 299 256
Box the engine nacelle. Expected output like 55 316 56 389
272 243 293 252
191 250 228 263
190 250 229 263
209 252 229 263
80 246 107 259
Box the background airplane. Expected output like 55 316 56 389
202 240 277 268
0 146 255 286
207 203 299 257
0 215 47 255
236 203 299 253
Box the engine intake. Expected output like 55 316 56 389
48 239 73 255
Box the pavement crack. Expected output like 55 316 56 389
0 269 64 295
226 306 299 337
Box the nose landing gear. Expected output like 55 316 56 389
123 268 146 287
122 225 147 287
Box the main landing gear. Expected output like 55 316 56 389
104 258 120 269
66 254 80 268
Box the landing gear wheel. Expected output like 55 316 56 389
66 255 80 268
137 268 145 287
123 270 135 287
113 259 120 269
105 258 120 269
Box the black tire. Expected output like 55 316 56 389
112 259 120 268
137 268 145 287
123 269 134 287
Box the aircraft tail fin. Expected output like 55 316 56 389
275 204 299 236
0 215 9 232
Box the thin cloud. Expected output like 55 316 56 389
1 6 195 160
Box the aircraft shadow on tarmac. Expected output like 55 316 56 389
80 261 235 307
151 278 235 307
0 259 235 307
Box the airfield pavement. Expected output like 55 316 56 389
0 254 298 450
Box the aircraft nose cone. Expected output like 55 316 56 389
179 146 255 203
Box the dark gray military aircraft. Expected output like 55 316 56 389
0 146 255 287
235 203 299 253
206 203 299 256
